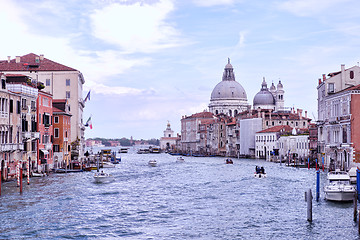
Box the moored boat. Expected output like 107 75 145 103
32 172 46 177
324 170 356 202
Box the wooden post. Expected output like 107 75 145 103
19 168 23 194
354 192 357 222
316 170 320 202
16 164 20 187
0 170 2 196
305 189 313 222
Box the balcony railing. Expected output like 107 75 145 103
32 132 40 139
22 132 31 139
45 143 52 150
0 143 24 151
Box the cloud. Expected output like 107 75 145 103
90 0 182 53
193 0 235 7
277 0 351 17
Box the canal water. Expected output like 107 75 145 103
0 149 358 239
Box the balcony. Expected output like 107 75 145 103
0 143 23 151
45 143 52 150
22 132 31 139
32 132 40 139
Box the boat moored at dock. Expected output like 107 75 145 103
324 170 356 202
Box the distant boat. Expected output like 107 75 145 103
137 148 150 154
119 148 129 153
150 147 161 153
102 162 116 168
254 166 266 178
225 159 233 164
32 172 46 177
52 168 84 173
94 171 114 183
176 157 185 162
148 160 157 167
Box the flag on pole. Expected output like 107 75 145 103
84 90 91 103
85 116 92 129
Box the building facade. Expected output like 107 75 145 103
317 64 360 170
0 53 86 159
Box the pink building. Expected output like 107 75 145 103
37 90 53 171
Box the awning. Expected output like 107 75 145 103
40 149 49 155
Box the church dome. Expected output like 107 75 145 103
253 77 275 106
211 81 247 100
210 58 247 100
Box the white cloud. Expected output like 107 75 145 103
89 83 150 95
90 0 182 53
193 0 235 7
277 0 351 17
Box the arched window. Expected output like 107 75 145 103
215 110 218 115
234 110 238 115
350 71 354 79
229 110 232 116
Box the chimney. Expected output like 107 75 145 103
299 109 303 119
15 56 20 63
40 54 44 61
318 78 322 85
322 74 326 81
7 56 10 63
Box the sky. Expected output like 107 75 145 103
1 0 360 140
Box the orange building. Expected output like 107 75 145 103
52 99 71 168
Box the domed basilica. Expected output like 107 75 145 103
209 59 285 115
208 59 250 116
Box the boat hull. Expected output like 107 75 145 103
324 190 355 201
254 173 267 178
93 173 114 183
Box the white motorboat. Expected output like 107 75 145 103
254 166 266 178
32 172 46 177
102 162 115 168
348 167 357 184
94 171 114 183
324 170 356 201
148 160 157 167
176 157 185 162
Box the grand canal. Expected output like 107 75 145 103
0 148 359 239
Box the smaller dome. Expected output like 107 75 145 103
253 91 275 106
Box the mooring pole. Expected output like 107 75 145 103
0 170 2 196
19 168 23 194
315 158 318 170
354 192 358 222
322 156 324 172
357 168 360 202
305 189 313 222
27 160 30 185
316 169 320 202
308 157 310 169
16 164 20 187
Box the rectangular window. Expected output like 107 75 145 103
54 128 59 138
46 79 50 86
43 97 49 107
21 98 27 110
66 79 70 86
66 91 70 99
53 145 60 152
328 83 334 93
9 99 13 113
54 116 59 123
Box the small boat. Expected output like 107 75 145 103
119 148 129 153
32 172 46 177
93 171 114 183
150 147 161 153
176 157 185 162
225 159 233 164
148 160 157 167
254 166 266 178
137 148 150 154
324 170 356 201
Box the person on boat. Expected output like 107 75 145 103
260 167 265 174
255 166 260 174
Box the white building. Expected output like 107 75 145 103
317 64 360 170
238 118 262 158
278 129 309 161
160 121 178 151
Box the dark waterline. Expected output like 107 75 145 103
0 151 359 239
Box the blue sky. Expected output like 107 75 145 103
1 0 360 139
